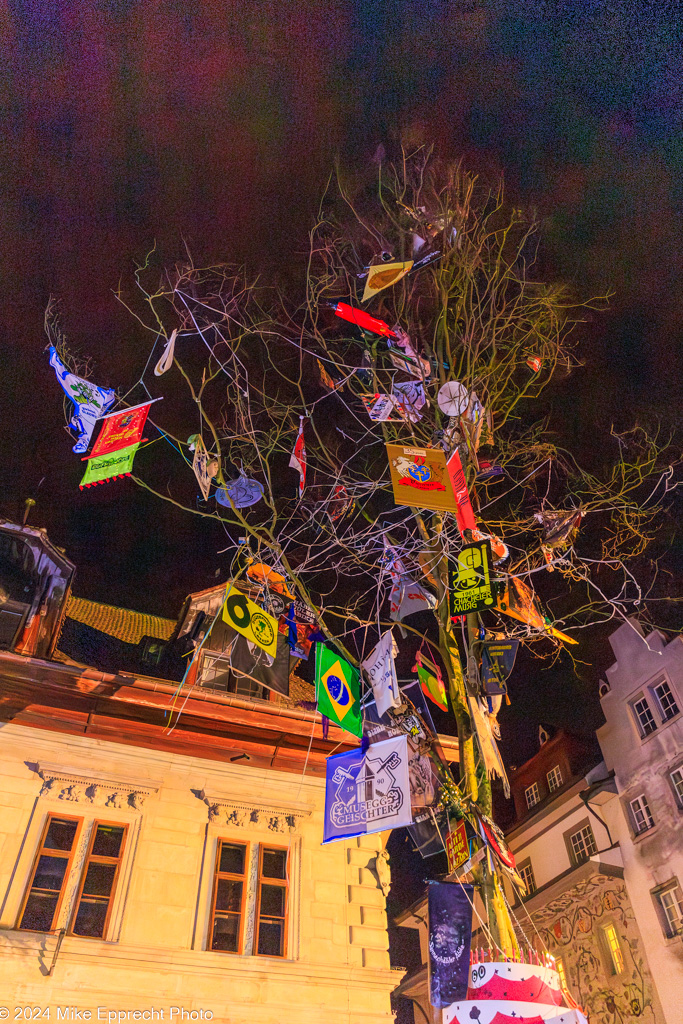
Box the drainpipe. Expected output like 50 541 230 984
47 928 66 975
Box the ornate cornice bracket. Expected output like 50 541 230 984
197 789 312 834
35 762 159 811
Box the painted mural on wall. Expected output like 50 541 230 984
532 875 660 1024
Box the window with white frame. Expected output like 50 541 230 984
654 881 683 938
631 695 657 738
670 767 683 806
547 765 563 792
568 824 597 864
17 815 128 938
518 860 536 896
629 794 654 835
525 782 540 809
652 679 680 723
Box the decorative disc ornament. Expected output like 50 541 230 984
216 474 264 509
437 381 469 417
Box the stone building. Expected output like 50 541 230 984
504 729 665 1024
597 618 683 1024
0 520 399 1023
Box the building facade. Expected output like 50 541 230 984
504 731 665 1024
0 522 399 1023
597 618 683 1024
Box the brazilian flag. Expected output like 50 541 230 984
315 644 362 737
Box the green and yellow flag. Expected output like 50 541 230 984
315 644 362 737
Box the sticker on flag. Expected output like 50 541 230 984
323 735 413 843
445 821 469 874
315 644 362 737
222 585 279 657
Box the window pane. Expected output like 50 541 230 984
20 892 59 931
72 897 108 938
671 768 683 801
81 862 117 898
262 849 287 880
44 819 78 852
33 854 69 892
219 843 245 876
260 884 286 917
257 918 284 956
211 914 240 951
654 682 679 721
215 878 242 913
91 825 124 859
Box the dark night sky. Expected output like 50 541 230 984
1 2 681 763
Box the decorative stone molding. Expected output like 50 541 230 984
197 789 311 833
35 763 159 810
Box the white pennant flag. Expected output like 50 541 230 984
362 629 401 717
154 329 177 376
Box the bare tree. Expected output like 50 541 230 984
110 148 677 953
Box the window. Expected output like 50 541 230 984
209 841 249 953
631 696 657 738
18 816 128 939
18 816 82 932
255 846 288 957
602 923 624 974
525 783 540 809
518 861 536 897
547 765 563 792
208 840 289 957
568 824 597 864
655 881 683 938
555 958 568 991
670 767 683 806
200 652 266 698
629 795 654 835
71 823 127 937
652 680 679 722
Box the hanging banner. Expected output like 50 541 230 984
323 735 413 843
315 644 362 737
446 449 477 536
79 442 140 489
360 393 403 422
363 681 442 815
88 400 156 459
362 630 401 717
495 576 577 644
445 821 469 873
49 346 116 454
392 379 428 422
448 541 495 615
481 639 519 696
362 259 413 302
387 444 455 513
289 416 307 499
428 881 473 1008
222 585 278 657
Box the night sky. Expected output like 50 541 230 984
1 2 681 762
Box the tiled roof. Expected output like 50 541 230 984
64 596 176 645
